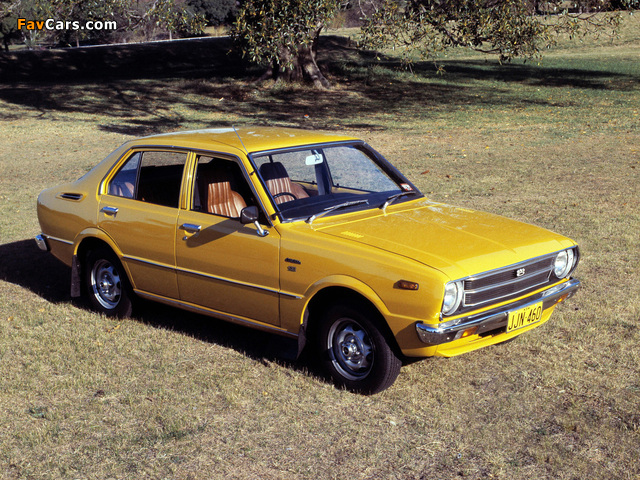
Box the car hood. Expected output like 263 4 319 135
315 201 573 280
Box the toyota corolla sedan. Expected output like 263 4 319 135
36 127 580 394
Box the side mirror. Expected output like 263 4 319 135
240 206 269 237
240 205 259 225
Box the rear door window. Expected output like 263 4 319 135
107 150 188 208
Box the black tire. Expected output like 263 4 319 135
84 247 133 317
317 302 402 395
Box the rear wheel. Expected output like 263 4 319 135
317 302 401 394
84 248 133 317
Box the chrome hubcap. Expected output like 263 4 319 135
328 318 373 380
91 259 121 309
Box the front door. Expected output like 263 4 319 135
174 154 281 326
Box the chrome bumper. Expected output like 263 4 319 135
35 234 49 252
416 278 581 345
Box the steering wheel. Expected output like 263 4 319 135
273 192 297 201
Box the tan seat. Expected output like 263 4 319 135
259 162 309 205
109 181 134 198
198 164 247 218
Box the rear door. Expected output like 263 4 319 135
98 149 188 299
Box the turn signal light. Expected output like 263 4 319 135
457 326 478 339
395 280 419 290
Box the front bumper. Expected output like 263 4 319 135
415 278 581 345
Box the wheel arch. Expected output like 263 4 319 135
71 229 130 297
301 281 402 360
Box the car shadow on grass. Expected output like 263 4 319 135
0 239 70 303
0 239 307 369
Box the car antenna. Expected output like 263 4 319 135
232 126 249 155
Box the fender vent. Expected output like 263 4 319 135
58 193 84 201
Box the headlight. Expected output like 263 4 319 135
553 249 575 279
442 280 463 315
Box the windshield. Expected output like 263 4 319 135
251 143 421 221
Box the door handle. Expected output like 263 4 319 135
180 223 202 235
101 206 119 216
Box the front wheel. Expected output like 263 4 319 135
84 248 133 317
317 303 402 394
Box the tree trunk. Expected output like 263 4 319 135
272 27 331 89
299 38 331 89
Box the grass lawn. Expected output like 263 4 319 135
0 13 639 480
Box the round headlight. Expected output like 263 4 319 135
553 249 574 278
442 280 463 315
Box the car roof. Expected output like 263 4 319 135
128 127 360 155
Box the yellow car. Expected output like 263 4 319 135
36 127 580 394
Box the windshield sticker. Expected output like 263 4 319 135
400 183 413 191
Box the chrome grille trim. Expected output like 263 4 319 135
461 253 557 309
464 264 551 295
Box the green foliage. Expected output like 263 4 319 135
1 0 23 49
145 0 207 38
361 0 547 62
232 0 637 85
1 0 52 48
231 0 346 70
46 0 129 45
187 0 237 26
360 0 640 64
2 0 206 48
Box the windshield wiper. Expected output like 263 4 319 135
381 191 418 212
306 200 369 225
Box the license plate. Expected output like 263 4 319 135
507 302 543 333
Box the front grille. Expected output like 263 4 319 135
462 254 556 310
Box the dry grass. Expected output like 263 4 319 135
1 14 639 480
